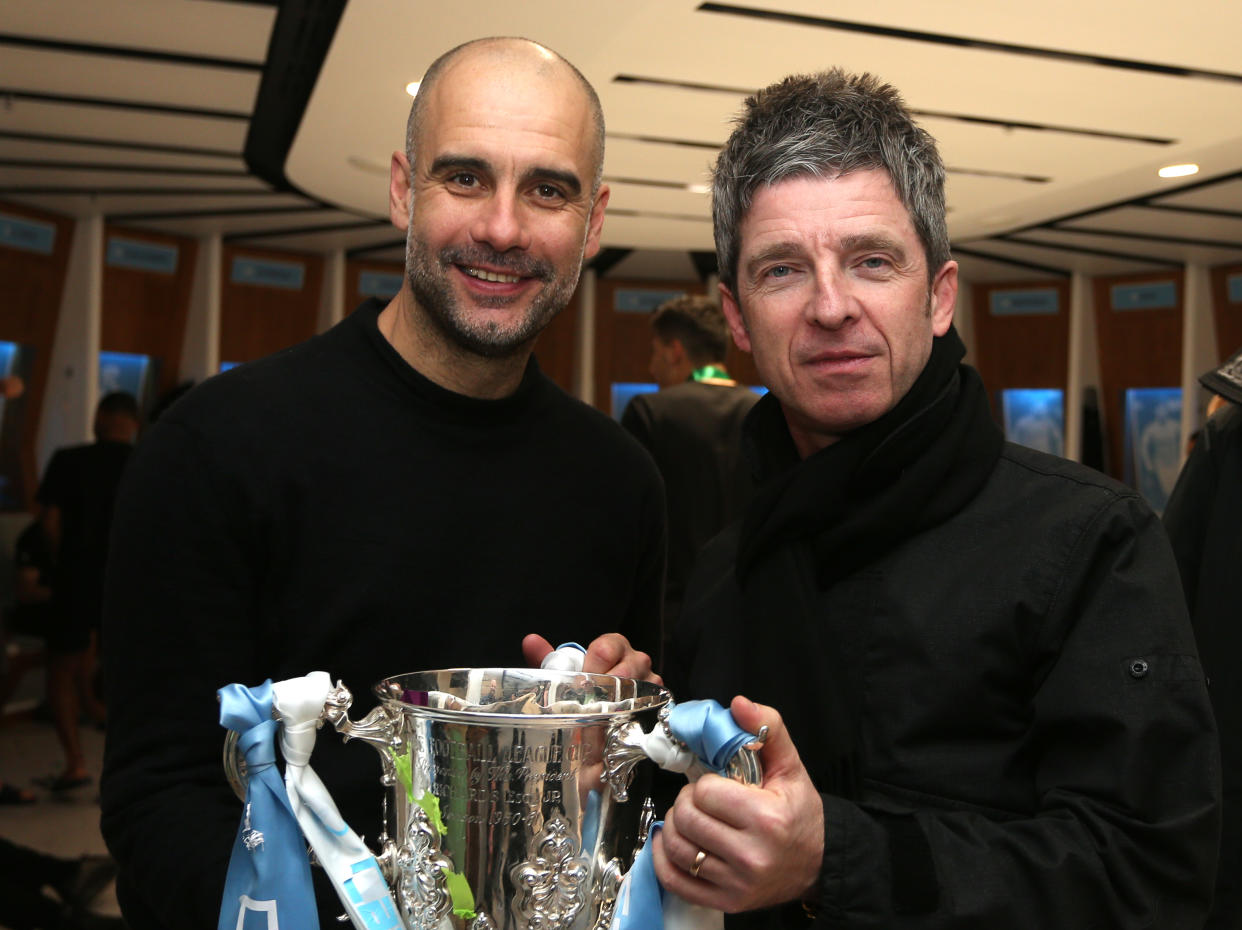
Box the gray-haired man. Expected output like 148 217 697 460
655 69 1219 928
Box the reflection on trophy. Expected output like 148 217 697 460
223 667 763 930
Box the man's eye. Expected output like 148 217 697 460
766 264 792 278
534 183 565 200
860 256 889 270
450 172 479 188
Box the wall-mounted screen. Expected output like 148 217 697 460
1001 389 1064 457
99 351 156 410
611 382 658 419
1123 387 1182 515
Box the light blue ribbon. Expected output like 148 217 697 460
612 699 758 930
218 680 319 930
612 821 668 930
667 700 755 774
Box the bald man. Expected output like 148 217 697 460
100 38 666 930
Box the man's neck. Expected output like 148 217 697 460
377 287 532 400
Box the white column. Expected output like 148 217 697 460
1180 262 1217 454
1065 272 1099 464
181 233 221 383
319 248 346 331
37 213 102 474
574 268 597 405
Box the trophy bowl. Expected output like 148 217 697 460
224 667 762 930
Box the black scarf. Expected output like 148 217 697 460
734 327 1003 798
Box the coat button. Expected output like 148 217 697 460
1129 659 1150 678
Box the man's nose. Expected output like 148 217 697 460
807 269 859 330
471 191 532 253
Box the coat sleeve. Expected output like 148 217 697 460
812 494 1220 929
99 415 266 930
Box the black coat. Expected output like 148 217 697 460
672 442 1220 928
1165 401 1242 930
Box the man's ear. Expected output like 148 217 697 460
930 260 958 337
719 283 751 353
583 184 610 260
389 151 412 231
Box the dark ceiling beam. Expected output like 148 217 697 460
588 248 633 278
0 129 239 159
244 0 346 193
108 204 324 222
690 250 719 281
951 245 1071 278
0 33 263 71
0 88 250 121
223 218 384 242
346 239 405 260
996 234 1181 267
1049 223 1242 250
0 187 271 196
697 3 1242 84
0 159 249 177
1005 169 1242 234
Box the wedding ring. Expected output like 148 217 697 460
690 849 707 879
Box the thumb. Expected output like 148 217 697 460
522 633 554 667
730 694 806 784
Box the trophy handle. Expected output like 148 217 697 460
603 704 766 801
222 680 402 800
322 681 402 786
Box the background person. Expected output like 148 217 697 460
654 68 1218 928
1163 347 1242 930
100 37 664 930
621 295 757 643
36 391 139 791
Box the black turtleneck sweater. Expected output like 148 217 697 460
100 298 666 930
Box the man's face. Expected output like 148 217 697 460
395 49 608 358
720 168 956 457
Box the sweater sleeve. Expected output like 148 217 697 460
100 415 266 930
811 494 1220 929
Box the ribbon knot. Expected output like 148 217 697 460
217 681 319 930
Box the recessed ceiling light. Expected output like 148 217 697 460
1158 163 1199 179
686 183 710 194
405 81 421 97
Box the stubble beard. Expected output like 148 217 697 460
405 230 582 360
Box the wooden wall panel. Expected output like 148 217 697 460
102 226 197 399
0 200 74 509
532 288 579 395
592 278 705 414
220 245 323 366
970 280 1071 436
1210 263 1242 362
1093 270 1184 480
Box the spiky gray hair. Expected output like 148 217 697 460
712 69 950 292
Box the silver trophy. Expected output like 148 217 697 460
225 667 763 930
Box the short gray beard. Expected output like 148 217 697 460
405 229 580 360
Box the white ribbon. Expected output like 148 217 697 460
271 672 403 930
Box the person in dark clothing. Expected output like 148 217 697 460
100 38 664 930
0 832 124 929
1164 347 1242 930
36 391 138 791
651 68 1219 928
622 295 758 642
